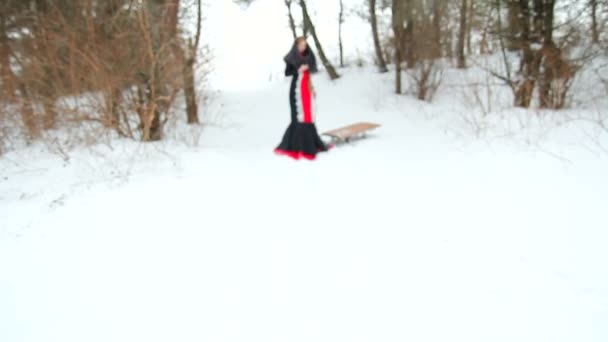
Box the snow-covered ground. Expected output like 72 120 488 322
2 66 608 341
2 0 608 341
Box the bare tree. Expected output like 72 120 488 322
165 0 200 125
512 0 537 107
284 0 298 40
301 3 309 37
590 0 600 44
0 15 16 102
184 0 203 124
505 0 522 51
392 0 405 94
430 0 443 59
404 0 416 68
535 0 570 109
0 0 214 153
338 0 345 67
408 60 443 101
369 0 389 72
299 0 341 80
456 0 468 68
494 0 575 109
466 0 475 55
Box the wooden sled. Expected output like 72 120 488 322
322 122 381 144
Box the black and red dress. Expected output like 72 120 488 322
275 44 329 160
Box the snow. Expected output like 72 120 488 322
2 1 608 341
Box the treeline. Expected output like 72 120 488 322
371 0 605 107
275 1 604 108
1 0 607 154
0 0 203 147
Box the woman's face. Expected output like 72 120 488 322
297 40 307 53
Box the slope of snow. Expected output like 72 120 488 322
2 1 608 341
1 66 608 342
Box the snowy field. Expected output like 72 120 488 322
2 0 608 341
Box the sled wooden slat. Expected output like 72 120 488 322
322 122 380 143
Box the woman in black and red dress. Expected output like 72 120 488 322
275 37 330 160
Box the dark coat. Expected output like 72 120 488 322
284 42 318 76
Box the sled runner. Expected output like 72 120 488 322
322 122 381 143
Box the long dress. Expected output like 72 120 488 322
275 55 329 160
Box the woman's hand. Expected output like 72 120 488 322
299 64 309 72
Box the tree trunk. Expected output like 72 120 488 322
541 0 555 44
513 0 539 108
301 4 309 37
404 0 416 69
392 0 404 94
165 0 180 38
185 0 202 124
17 83 40 140
479 3 493 54
538 0 557 108
531 0 544 43
149 68 164 141
338 0 345 68
591 0 599 44
300 0 341 80
285 0 298 40
183 51 199 124
105 87 122 130
370 0 389 72
39 59 58 130
466 0 474 55
42 98 57 130
168 0 200 124
101 1 125 133
431 0 442 59
506 0 522 51
140 0 169 141
0 16 16 101
456 0 468 68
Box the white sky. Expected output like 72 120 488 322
200 0 373 90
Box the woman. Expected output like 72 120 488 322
275 37 330 160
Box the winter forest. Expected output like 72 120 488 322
1 0 608 341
